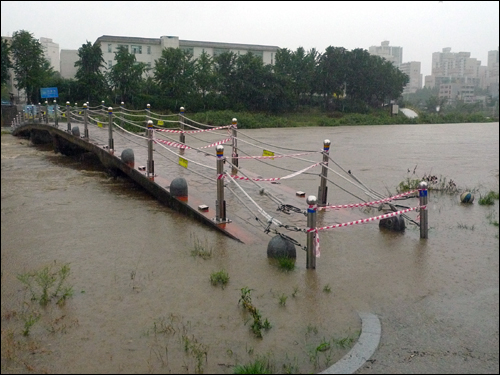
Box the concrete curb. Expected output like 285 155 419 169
319 312 381 374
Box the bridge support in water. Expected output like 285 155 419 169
318 139 331 206
147 120 154 178
231 118 239 175
108 107 114 153
215 145 230 223
419 181 428 239
306 195 318 269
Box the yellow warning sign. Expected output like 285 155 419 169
98 122 103 128
157 120 164 126
179 157 188 169
263 150 275 160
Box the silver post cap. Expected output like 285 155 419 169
66 101 70 105
180 106 185 112
324 139 331 146
306 195 317 205
418 181 428 190
147 104 151 108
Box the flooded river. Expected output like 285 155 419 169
1 122 499 373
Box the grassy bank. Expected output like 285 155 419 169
186 109 498 129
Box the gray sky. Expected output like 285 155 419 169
1 1 499 78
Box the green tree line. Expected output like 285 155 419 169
3 29 409 113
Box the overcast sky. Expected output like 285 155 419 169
2 1 499 78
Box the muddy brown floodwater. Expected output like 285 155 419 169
1 122 499 374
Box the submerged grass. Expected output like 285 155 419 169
210 269 229 288
478 191 500 206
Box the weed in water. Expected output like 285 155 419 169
21 312 41 336
281 354 299 374
276 255 295 271
278 293 288 306
233 355 274 374
486 212 499 227
190 233 213 259
333 335 355 349
210 269 229 288
238 287 271 338
306 324 318 335
457 222 475 230
323 284 332 293
17 263 73 307
291 285 299 297
479 191 500 206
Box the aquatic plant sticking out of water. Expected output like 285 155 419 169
17 262 73 307
210 269 229 288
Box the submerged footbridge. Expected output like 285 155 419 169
11 102 428 269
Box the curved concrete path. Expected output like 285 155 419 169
319 312 381 374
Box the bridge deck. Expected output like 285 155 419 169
12 120 314 248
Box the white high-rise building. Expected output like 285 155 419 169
368 41 403 69
39 37 59 73
400 61 422 94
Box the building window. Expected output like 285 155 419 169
214 48 229 57
181 47 194 56
147 46 151 54
117 44 129 52
249 50 264 60
131 45 142 54
108 44 112 53
108 60 112 69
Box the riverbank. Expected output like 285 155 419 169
186 108 498 129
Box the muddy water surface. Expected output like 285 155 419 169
1 122 499 374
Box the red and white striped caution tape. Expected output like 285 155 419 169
307 204 426 258
199 137 232 149
154 137 232 150
218 162 321 181
317 189 419 210
308 205 425 232
154 138 190 149
233 151 320 160
156 124 232 134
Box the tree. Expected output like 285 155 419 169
213 51 237 109
107 45 148 105
316 46 349 110
192 51 216 110
1 38 12 87
74 41 107 104
154 47 195 110
10 30 53 103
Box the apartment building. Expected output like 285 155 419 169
399 61 422 94
425 47 481 88
60 49 79 79
39 37 60 73
439 83 476 105
368 41 403 69
94 35 279 74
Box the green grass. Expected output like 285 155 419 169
478 191 500 206
210 269 229 288
190 234 213 259
323 284 332 293
233 356 274 374
17 263 73 306
278 293 288 306
276 255 295 271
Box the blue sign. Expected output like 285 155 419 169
40 87 58 98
